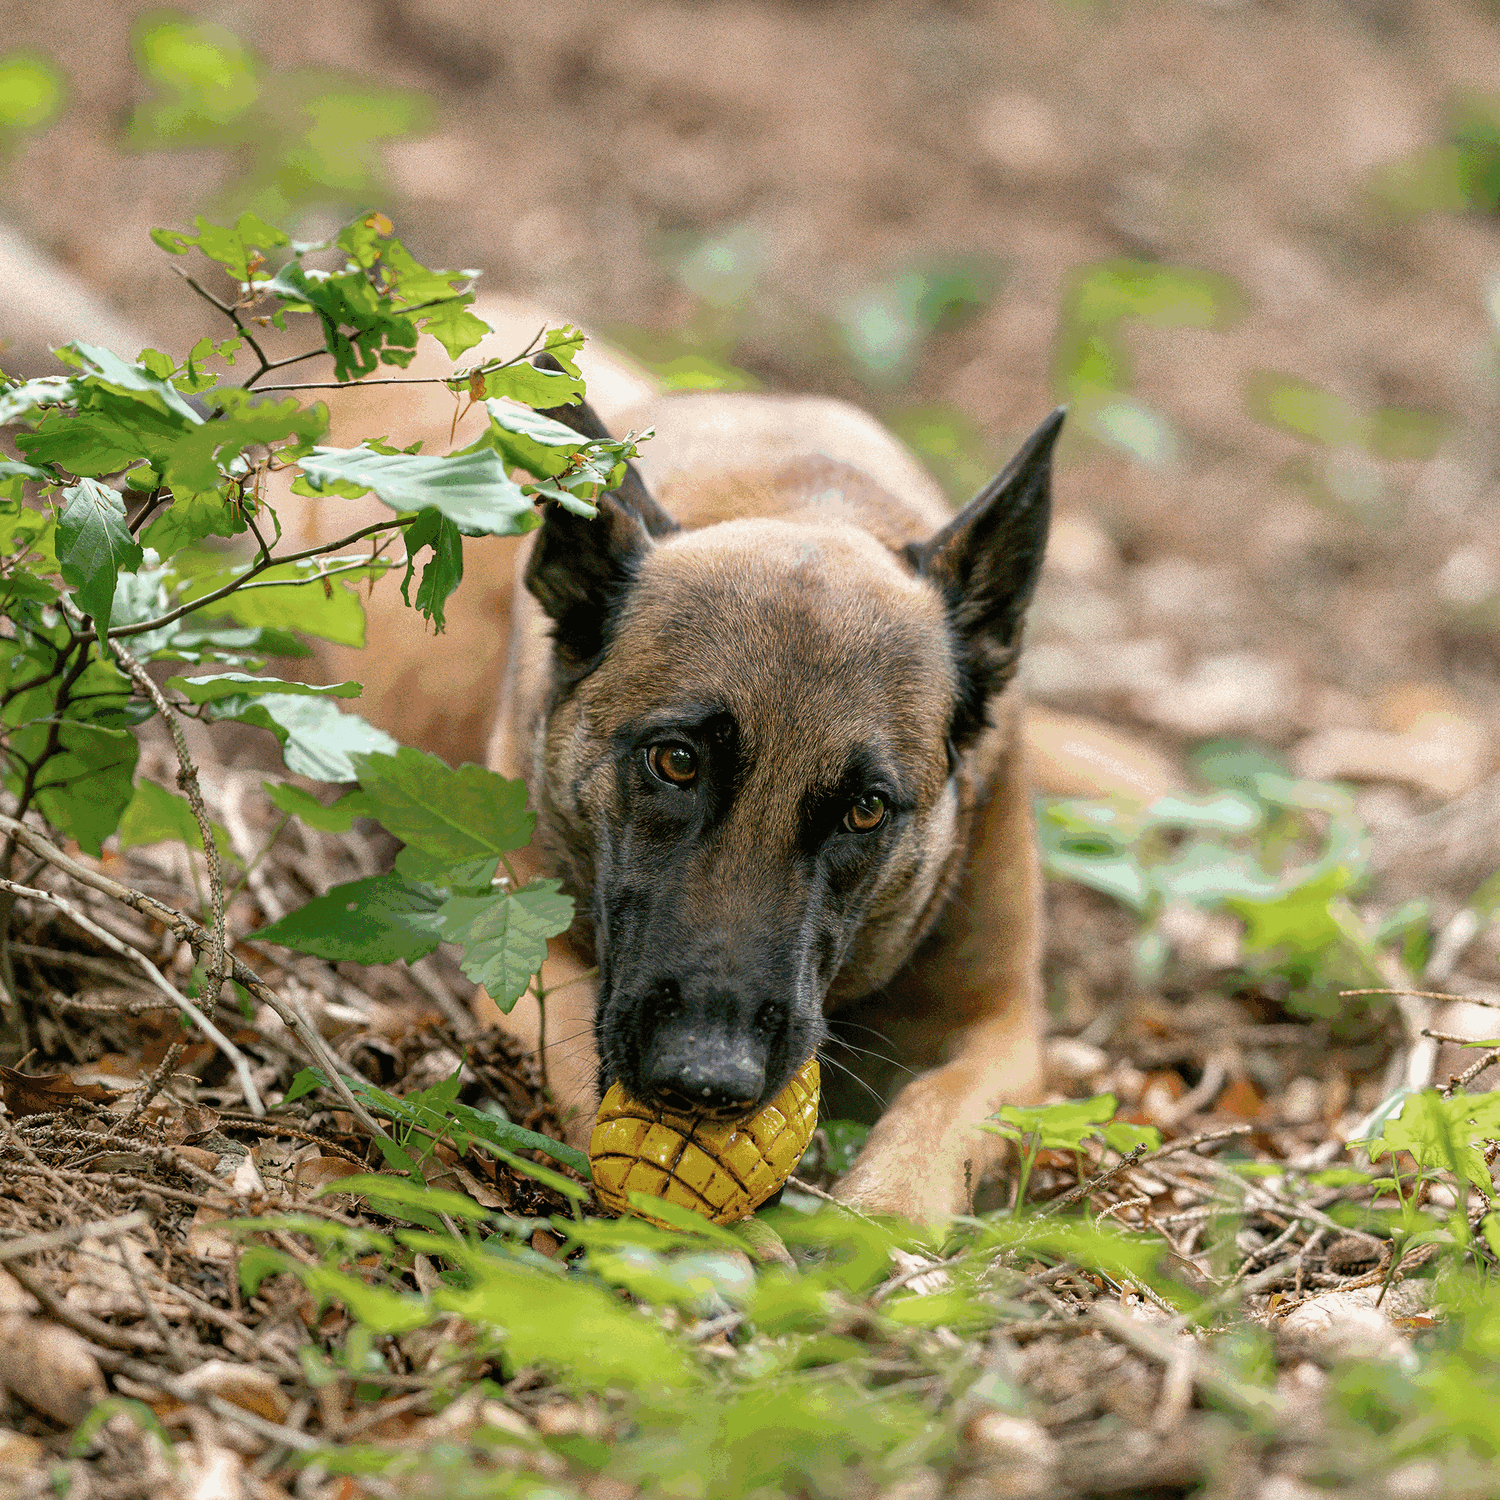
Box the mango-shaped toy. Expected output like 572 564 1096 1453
589 1058 819 1227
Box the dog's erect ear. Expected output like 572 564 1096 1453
528 353 681 673
526 493 655 673
906 407 1064 749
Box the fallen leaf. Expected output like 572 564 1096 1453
0 1066 126 1117
0 1313 107 1425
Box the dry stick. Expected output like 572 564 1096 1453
1137 1123 1252 1166
0 877 264 1116
0 814 389 1144
2 1258 166 1354
1174 1256 1301 1328
1040 1143 1148 1217
0 1210 148 1262
1444 1046 1500 1099
108 633 227 1007
1090 1301 1287 1421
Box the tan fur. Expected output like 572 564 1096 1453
270 304 1182 1221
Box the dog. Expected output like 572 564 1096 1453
274 304 1180 1220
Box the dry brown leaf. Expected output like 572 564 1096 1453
185 1206 238 1262
0 1313 107 1425
162 1106 221 1145
173 1145 224 1174
63 1236 189 1322
291 1156 365 1193
0 1066 126 1117
177 1360 291 1423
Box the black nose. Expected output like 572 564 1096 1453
643 1047 766 1116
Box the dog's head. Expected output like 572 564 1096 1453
524 408 1062 1118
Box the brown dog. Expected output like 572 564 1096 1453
274 309 1175 1220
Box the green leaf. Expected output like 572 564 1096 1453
1069 260 1242 330
352 747 533 861
164 389 328 492
173 554 389 647
56 479 144 647
69 343 204 426
397 508 463 631
0 375 76 425
166 672 361 704
131 21 261 147
392 847 497 890
140 488 246 552
986 1094 1121 1152
321 1174 492 1223
1369 1089 1500 1194
0 52 65 134
253 874 443 964
419 297 490 361
265 263 418 383
424 1240 694 1391
264 781 376 832
473 401 586 479
5 715 139 856
476 352 584 409
432 880 575 1010
202 693 398 782
296 445 537 536
117 778 231 854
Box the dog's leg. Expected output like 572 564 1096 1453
833 710 1045 1221
832 1008 1042 1221
473 935 601 1150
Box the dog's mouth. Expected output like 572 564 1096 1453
647 1085 764 1124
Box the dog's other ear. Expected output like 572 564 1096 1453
533 353 679 540
528 351 681 672
526 493 656 674
906 407 1064 748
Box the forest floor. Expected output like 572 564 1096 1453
3 1 1500 1496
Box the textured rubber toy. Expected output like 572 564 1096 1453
589 1059 820 1227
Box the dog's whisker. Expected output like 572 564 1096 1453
815 1049 890 1113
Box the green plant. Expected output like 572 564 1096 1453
985 1094 1160 1208
1037 747 1409 1011
127 13 430 221
0 210 646 1060
1051 258 1242 465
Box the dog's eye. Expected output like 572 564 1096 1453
845 794 887 832
647 742 698 786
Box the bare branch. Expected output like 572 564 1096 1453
0 876 263 1115
0 812 392 1144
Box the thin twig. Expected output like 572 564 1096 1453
1444 1047 1500 1099
1137 1123 1253 1167
1040 1144 1148 1217
0 877 264 1115
0 1210 149 1262
0 814 390 1143
108 631 227 1006
69 520 407 646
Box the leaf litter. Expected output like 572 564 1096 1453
0 708 1495 1500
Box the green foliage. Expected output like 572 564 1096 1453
836 256 1006 384
1052 258 1242 465
127 14 429 221
0 52 65 137
1038 750 1396 1008
1371 91 1500 218
256 748 573 1010
0 212 634 1039
986 1094 1161 1207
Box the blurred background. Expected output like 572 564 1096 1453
3 0 1500 879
